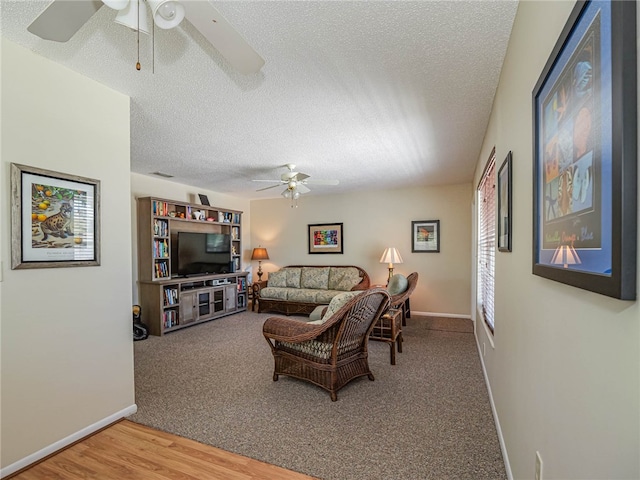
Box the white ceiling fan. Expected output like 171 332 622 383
253 164 339 207
26 0 265 75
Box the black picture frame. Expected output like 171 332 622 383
308 223 343 254
532 0 637 300
11 163 101 269
411 220 440 253
498 151 513 252
198 193 210 206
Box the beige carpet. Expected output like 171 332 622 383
130 311 505 480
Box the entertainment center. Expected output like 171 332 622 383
137 196 248 336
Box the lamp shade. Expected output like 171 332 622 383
380 247 403 265
147 0 185 29
114 0 150 34
551 245 582 268
251 247 270 261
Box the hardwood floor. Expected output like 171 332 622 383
10 420 317 480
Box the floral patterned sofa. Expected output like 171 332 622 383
252 265 370 315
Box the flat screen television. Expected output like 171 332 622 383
176 232 233 277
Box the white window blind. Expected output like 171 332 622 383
477 150 496 333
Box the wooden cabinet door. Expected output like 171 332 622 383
180 291 197 324
225 285 237 312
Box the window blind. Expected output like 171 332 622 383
477 151 496 333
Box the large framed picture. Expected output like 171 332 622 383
498 151 512 252
11 163 101 269
308 223 343 254
412 220 440 253
532 0 637 300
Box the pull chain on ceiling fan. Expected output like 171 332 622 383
27 0 265 75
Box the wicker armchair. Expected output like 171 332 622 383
390 272 418 326
263 288 391 401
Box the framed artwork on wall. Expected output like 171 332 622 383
308 223 343 254
11 163 101 269
532 0 637 299
498 151 513 252
412 220 440 253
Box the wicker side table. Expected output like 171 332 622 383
369 308 403 365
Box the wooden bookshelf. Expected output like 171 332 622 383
137 197 247 335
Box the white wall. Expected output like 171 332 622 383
474 2 639 479
0 40 135 472
129 173 251 304
250 184 472 316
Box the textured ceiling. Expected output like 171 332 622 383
1 0 518 199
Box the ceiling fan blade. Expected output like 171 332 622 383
182 1 265 75
296 184 311 194
294 173 310 182
256 184 281 192
27 0 103 42
303 179 340 186
252 179 282 182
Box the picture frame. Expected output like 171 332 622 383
308 223 343 254
412 220 440 253
198 193 210 206
11 163 101 269
498 151 513 252
532 0 636 300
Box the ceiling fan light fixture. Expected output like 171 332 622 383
103 0 129 10
147 0 185 29
114 0 150 34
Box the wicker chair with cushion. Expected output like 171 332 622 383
388 272 419 326
263 288 391 401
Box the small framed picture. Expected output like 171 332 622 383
11 163 100 269
412 220 440 253
498 151 512 252
198 194 210 206
308 223 343 254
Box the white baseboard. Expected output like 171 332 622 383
412 310 472 319
474 337 513 480
1 404 138 479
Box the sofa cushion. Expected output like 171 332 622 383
268 270 287 288
388 274 408 295
285 267 302 288
259 286 289 300
301 267 330 289
287 289 319 303
315 289 344 304
328 267 361 291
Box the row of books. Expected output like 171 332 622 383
152 200 169 217
231 227 240 240
153 219 168 237
154 260 169 278
237 277 247 291
163 310 179 329
164 287 178 306
153 239 169 258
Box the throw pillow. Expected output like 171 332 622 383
387 274 408 295
268 270 287 288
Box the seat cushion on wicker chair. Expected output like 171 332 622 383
309 305 328 321
388 274 408 295
307 291 362 325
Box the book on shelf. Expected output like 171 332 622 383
163 310 179 328
155 260 169 279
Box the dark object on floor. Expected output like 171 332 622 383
133 304 149 341
263 288 390 401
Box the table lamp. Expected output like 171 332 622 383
251 247 270 281
380 247 403 284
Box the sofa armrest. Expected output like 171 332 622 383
252 280 268 297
